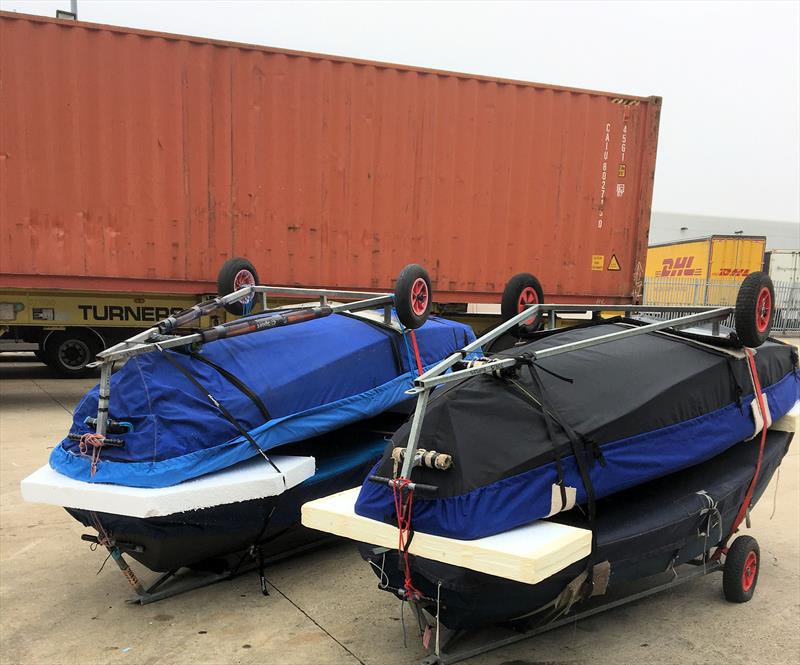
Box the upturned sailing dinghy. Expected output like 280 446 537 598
299 271 799 662
21 260 476 601
49 262 474 488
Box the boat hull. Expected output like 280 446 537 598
65 422 392 572
360 429 793 629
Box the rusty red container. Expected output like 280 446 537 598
0 12 661 303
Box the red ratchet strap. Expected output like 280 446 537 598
408 330 425 376
716 348 768 558
392 477 423 602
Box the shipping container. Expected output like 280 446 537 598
0 11 661 305
764 250 800 284
643 235 766 306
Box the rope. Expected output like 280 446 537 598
79 433 106 477
392 477 423 603
367 553 390 589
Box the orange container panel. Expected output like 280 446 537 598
0 12 661 303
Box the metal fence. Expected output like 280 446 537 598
642 277 800 335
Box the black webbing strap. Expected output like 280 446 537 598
509 359 600 591
726 357 745 409
526 362 598 524
187 351 271 421
505 376 569 510
337 312 404 374
160 351 285 486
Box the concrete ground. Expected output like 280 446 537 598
1 351 798 665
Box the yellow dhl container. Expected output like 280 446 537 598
644 235 766 306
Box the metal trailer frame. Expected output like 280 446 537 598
370 303 734 490
415 557 725 665
80 530 339 605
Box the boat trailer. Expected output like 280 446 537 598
78 260 434 602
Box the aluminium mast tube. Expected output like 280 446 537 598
96 284 258 361
399 388 431 480
413 307 733 391
408 303 546 392
94 362 113 437
95 293 395 365
411 305 732 392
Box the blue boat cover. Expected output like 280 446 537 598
50 313 475 487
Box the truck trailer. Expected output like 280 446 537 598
643 235 766 308
0 11 662 375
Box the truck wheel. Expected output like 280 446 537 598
43 330 101 378
734 272 774 348
395 264 432 330
723 535 760 603
217 257 260 316
501 273 544 331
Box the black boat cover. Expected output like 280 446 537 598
360 428 793 629
356 321 799 539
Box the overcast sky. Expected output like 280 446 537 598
2 0 799 224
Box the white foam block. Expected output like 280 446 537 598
301 488 592 585
21 455 315 518
771 400 800 433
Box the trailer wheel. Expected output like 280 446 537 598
218 257 260 316
395 264 432 329
501 273 544 331
734 272 774 348
43 330 101 378
723 535 760 603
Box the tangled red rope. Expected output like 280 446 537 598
392 477 423 602
79 433 105 477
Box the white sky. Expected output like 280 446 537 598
2 0 799 225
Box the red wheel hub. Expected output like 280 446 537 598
741 551 758 592
518 286 539 326
755 287 771 333
410 277 429 317
234 269 256 305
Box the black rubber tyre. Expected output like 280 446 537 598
501 273 545 331
217 257 260 316
723 535 760 603
734 272 774 348
394 264 432 329
43 330 102 378
34 348 46 364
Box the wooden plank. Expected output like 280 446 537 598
301 488 592 585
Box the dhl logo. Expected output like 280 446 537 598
716 268 751 277
655 256 702 277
